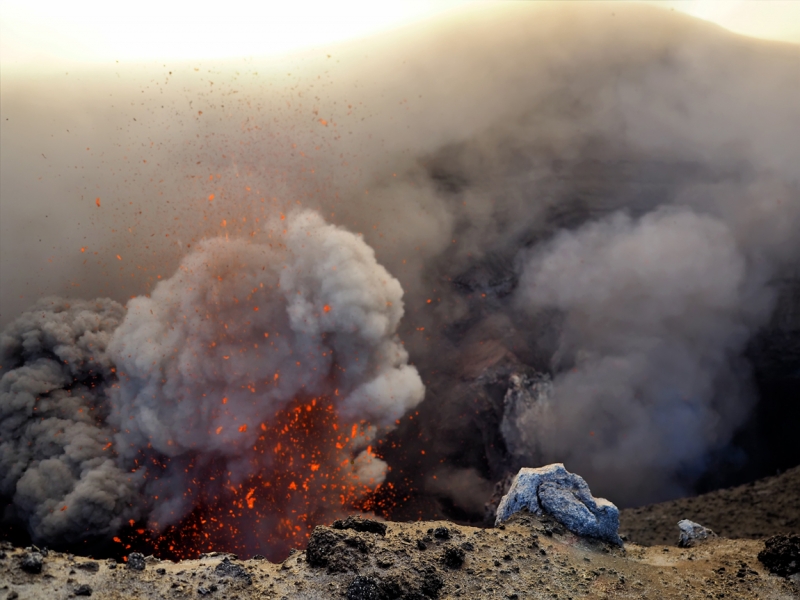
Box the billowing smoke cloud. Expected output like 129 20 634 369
1 211 422 551
108 209 422 529
509 207 774 502
0 298 141 542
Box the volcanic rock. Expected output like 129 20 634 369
214 557 252 585
333 516 388 537
306 526 371 574
346 575 385 600
126 552 146 571
75 561 99 573
495 463 622 545
758 534 800 577
74 583 92 596
20 552 43 574
441 546 465 569
677 519 717 548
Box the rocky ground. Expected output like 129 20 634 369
619 465 800 546
2 467 800 599
1 512 798 600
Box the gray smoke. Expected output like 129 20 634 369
107 209 422 529
0 211 422 547
510 207 774 501
0 298 141 542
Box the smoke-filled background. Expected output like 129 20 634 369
1 2 799 558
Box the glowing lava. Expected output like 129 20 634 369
138 397 392 561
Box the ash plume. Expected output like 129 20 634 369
1 2 799 551
1 211 422 549
108 209 423 530
0 298 141 543
510 207 774 502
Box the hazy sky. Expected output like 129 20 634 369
1 0 798 67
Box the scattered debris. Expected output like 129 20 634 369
495 463 622 545
677 519 717 547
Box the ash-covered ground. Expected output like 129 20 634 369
2 513 799 599
2 465 800 599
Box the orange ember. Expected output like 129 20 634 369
145 397 393 562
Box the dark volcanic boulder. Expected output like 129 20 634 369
758 534 800 577
20 552 43 574
126 552 145 571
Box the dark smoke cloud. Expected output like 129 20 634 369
1 2 799 548
0 298 141 542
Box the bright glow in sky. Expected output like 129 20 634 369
650 0 800 44
0 1 798 66
0 0 472 64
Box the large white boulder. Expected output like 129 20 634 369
495 463 622 546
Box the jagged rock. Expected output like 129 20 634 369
20 552 43 574
332 516 387 536
214 557 252 585
758 534 800 577
74 584 92 596
495 463 622 546
126 552 146 571
677 519 717 547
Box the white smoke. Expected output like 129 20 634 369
511 207 775 502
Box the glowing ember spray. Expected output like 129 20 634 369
149 397 392 560
106 209 422 557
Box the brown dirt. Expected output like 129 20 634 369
620 465 800 547
2 511 799 599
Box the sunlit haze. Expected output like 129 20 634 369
0 0 472 64
1 0 798 67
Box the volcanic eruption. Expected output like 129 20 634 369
1 2 799 561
